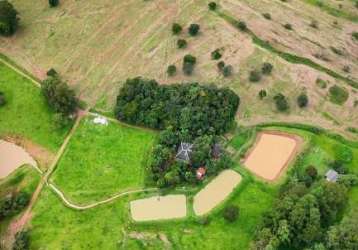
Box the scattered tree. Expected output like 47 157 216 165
0 0 19 36
222 65 233 77
211 49 222 60
261 62 273 75
249 70 261 82
177 39 187 49
182 54 197 75
167 65 177 77
237 21 247 31
172 23 182 35
297 93 309 108
208 2 217 11
188 23 200 36
274 93 289 111
217 61 225 71
49 0 59 8
258 89 267 99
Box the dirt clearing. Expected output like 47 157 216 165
130 195 187 222
0 140 37 179
243 132 302 181
193 169 242 216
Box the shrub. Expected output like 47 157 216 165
273 93 289 111
211 49 222 60
237 21 247 31
284 23 292 30
222 65 233 77
329 85 349 105
41 75 78 116
261 62 273 75
46 68 58 77
223 205 239 222
177 39 187 49
0 91 6 106
297 93 308 108
49 0 59 7
0 0 19 36
249 70 261 82
258 89 267 99
262 13 271 20
188 23 200 36
172 23 182 35
217 61 225 71
13 230 30 250
167 65 177 76
208 2 217 10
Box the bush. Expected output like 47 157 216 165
211 49 222 60
237 21 247 31
329 85 349 105
261 62 273 75
0 91 6 106
217 61 225 71
167 65 177 77
262 13 271 20
13 230 30 250
177 39 187 49
258 89 267 99
172 23 182 35
41 75 78 116
297 93 308 108
222 65 233 77
223 205 239 222
273 93 289 111
188 23 200 36
249 70 261 82
49 0 59 7
0 0 19 36
208 2 217 10
182 54 197 75
46 68 58 77
315 78 327 89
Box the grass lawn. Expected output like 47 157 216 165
0 62 69 152
0 166 40 239
51 117 157 204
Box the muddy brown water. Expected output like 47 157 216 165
130 195 187 222
0 140 37 179
243 132 300 181
193 169 242 216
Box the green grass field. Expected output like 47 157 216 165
0 62 69 152
50 117 157 204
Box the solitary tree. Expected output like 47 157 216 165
172 23 182 35
177 39 187 49
0 0 19 36
188 23 200 36
49 0 59 7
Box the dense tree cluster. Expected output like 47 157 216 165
0 0 19 36
253 165 358 250
0 192 30 220
115 77 240 137
41 74 78 116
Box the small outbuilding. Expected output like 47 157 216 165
176 142 193 162
325 169 339 182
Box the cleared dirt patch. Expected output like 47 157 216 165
193 169 242 216
0 140 37 179
243 132 302 181
130 195 186 222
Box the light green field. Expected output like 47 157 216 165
0 62 69 152
51 117 157 204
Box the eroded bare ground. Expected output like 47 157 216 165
0 0 357 138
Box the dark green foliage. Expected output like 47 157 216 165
177 39 187 49
0 91 6 106
305 165 318 180
0 192 30 220
49 0 59 7
211 49 222 60
262 13 271 20
237 21 247 31
217 61 225 71
261 62 273 75
172 23 182 35
223 205 239 222
208 2 217 10
188 23 200 36
274 93 289 112
249 70 261 82
329 85 349 105
167 65 177 77
191 135 214 167
115 77 240 137
0 0 19 36
297 93 309 108
13 231 30 250
182 54 197 75
222 65 233 77
46 68 57 77
41 75 78 116
258 89 267 99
